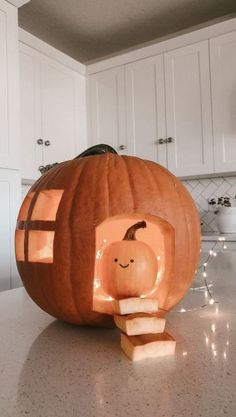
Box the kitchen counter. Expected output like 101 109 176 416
202 232 236 242
1 252 236 417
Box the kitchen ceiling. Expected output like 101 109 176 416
18 0 236 63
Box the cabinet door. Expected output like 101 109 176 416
40 56 78 166
165 41 213 177
125 56 167 165
0 0 19 169
89 67 126 153
0 169 21 291
19 43 42 180
210 31 236 173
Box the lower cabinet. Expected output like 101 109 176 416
0 169 21 291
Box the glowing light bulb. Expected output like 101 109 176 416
203 271 207 278
182 351 188 356
93 277 101 289
203 262 207 267
209 298 215 305
103 239 107 243
211 343 215 350
96 250 102 259
209 250 213 255
223 244 227 249
213 350 217 357
213 252 217 257
223 352 227 359
180 308 186 313
211 324 216 332
205 337 209 345
226 323 230 330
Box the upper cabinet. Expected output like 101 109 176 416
164 41 213 176
19 43 86 180
210 30 236 173
0 0 19 169
89 41 214 177
89 67 127 153
125 55 167 166
125 42 213 176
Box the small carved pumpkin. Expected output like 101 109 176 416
101 221 158 299
15 144 200 327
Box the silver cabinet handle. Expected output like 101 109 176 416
37 139 43 145
158 138 166 144
44 140 51 146
167 137 174 143
119 145 126 150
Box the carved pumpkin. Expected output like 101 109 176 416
15 145 200 327
101 221 158 299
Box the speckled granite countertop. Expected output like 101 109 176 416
1 252 236 417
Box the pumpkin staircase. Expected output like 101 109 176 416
113 297 176 361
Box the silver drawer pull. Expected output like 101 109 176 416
167 137 174 143
119 145 126 150
37 139 43 145
44 140 51 146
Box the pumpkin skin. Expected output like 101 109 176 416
100 238 158 299
15 152 200 327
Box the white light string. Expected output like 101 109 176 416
175 237 227 313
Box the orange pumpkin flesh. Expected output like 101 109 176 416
15 152 200 327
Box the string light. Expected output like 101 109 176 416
176 237 226 313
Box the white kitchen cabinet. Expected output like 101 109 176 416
0 169 21 291
210 30 236 173
90 42 213 177
164 41 213 176
125 55 167 165
19 43 83 180
125 42 214 176
89 67 127 153
0 0 19 169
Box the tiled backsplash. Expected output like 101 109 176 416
22 175 236 233
182 176 236 232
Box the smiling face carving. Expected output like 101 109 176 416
100 221 158 299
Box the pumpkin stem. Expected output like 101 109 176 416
123 221 147 241
75 144 118 159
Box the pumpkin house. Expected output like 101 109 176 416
15 145 200 327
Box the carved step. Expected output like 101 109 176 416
121 332 176 361
114 313 165 336
113 297 158 315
